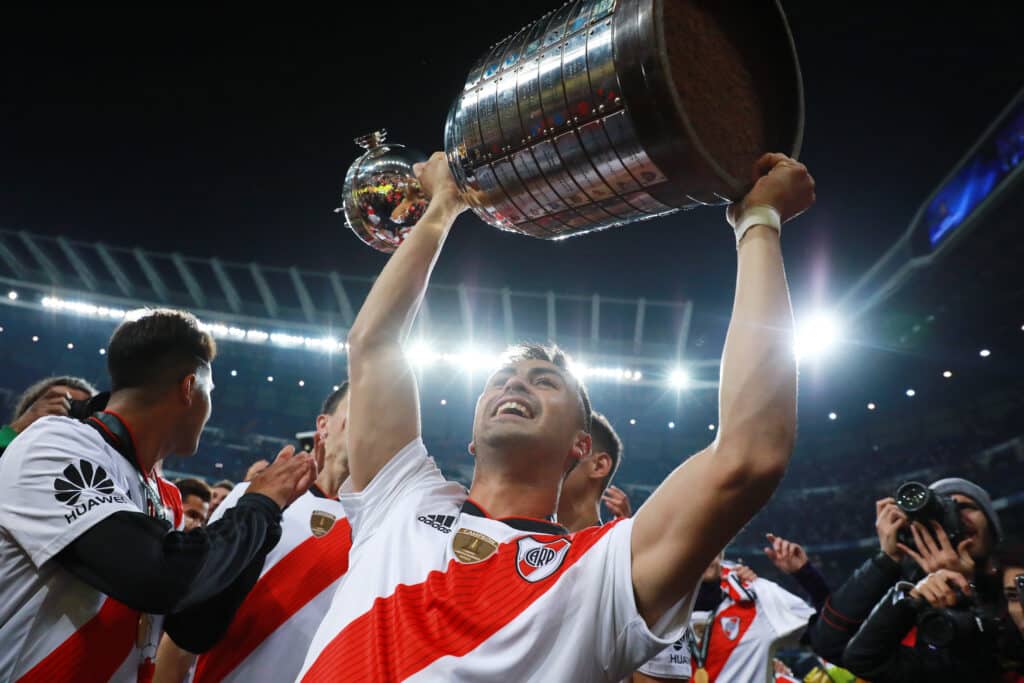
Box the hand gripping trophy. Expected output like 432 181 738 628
342 0 805 252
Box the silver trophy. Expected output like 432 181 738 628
343 0 804 252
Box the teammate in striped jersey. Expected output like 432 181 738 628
299 151 814 681
0 309 315 683
153 383 353 683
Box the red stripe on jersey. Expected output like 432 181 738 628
193 518 353 683
301 521 621 682
900 625 917 648
704 602 757 681
18 598 138 683
156 476 184 529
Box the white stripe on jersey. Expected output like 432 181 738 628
192 483 349 683
0 416 173 682
298 438 695 682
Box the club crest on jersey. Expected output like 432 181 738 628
515 536 571 583
310 510 337 538
720 616 742 641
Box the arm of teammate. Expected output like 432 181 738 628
55 445 315 615
630 154 814 626
345 152 467 491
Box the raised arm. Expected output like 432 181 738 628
345 153 467 490
631 154 814 625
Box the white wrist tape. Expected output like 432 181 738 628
733 205 782 245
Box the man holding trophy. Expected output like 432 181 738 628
300 140 813 680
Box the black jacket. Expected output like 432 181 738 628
809 551 905 664
842 584 1003 683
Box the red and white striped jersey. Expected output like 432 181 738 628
0 416 182 683
191 482 350 683
298 438 694 682
637 568 814 682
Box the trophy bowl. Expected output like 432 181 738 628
341 0 804 250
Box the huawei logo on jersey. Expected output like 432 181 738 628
54 460 115 506
515 537 571 583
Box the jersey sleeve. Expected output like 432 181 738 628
756 578 815 642
207 482 249 524
578 518 696 679
338 438 446 540
0 419 141 566
634 638 693 679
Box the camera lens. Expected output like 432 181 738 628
895 482 930 512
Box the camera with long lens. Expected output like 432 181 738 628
894 481 965 549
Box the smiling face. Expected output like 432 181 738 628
470 359 589 480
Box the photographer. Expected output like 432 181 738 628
0 309 316 682
0 375 96 456
809 478 1003 674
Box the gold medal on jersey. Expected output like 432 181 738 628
692 667 709 683
452 528 499 564
310 510 337 538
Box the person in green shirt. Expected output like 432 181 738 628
0 375 96 455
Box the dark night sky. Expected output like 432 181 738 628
2 2 1023 319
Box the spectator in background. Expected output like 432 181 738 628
0 375 96 456
244 459 270 482
557 411 624 532
209 479 234 517
811 478 1003 676
175 478 212 531
998 545 1024 677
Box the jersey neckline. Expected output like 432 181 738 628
461 498 567 535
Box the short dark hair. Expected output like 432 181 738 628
500 343 592 434
175 477 212 503
107 309 216 392
212 479 235 492
321 381 350 417
12 376 97 421
590 412 623 491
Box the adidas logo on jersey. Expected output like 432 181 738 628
418 514 455 534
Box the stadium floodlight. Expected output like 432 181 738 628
66 343 74 350
99 348 106 355
629 418 637 425
298 380 305 387
943 370 953 378
979 349 991 358
440 399 447 406
231 370 238 377
7 291 17 301
828 412 837 421
794 311 843 362
668 367 690 390
708 424 716 431
455 346 500 374
407 341 441 367
266 376 274 383
906 389 916 397
668 421 675 429
32 335 39 342
867 402 876 410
